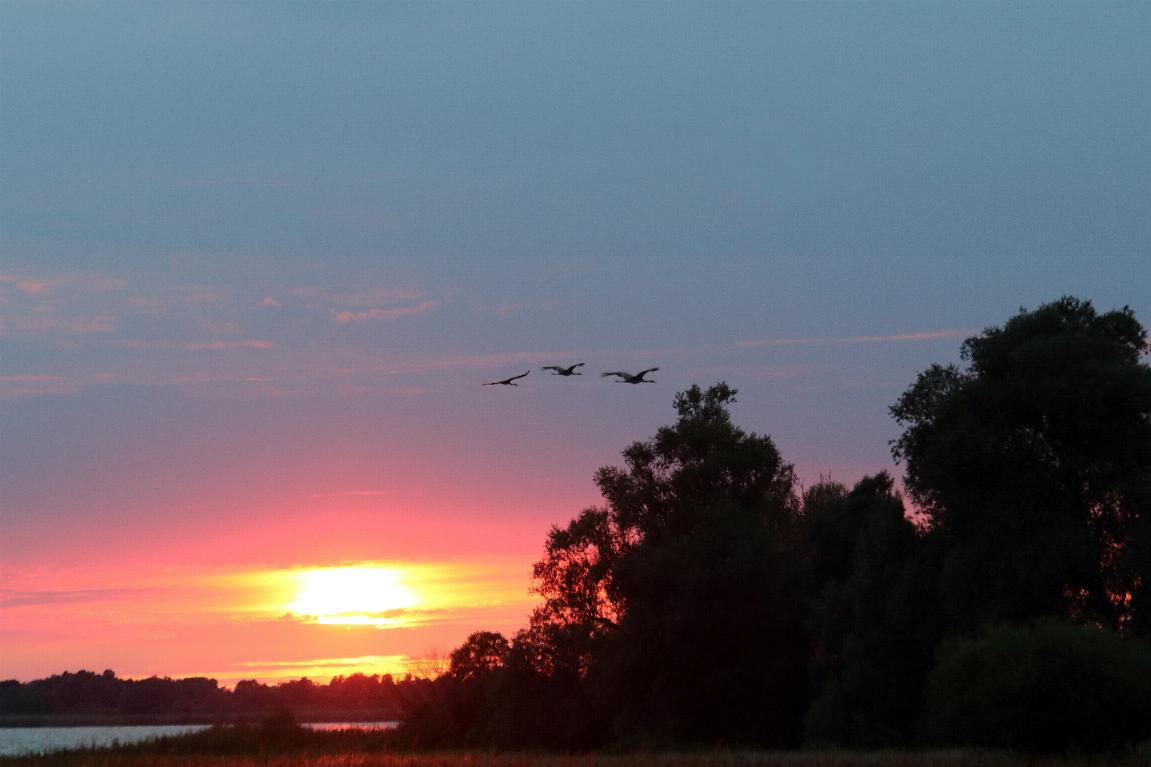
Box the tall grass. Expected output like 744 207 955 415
5 749 1149 767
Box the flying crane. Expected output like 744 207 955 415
601 367 659 384
541 363 585 376
483 371 530 386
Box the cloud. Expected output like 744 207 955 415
330 287 427 307
0 315 117 336
0 273 129 337
235 655 408 671
296 607 442 628
284 286 425 306
0 374 67 383
105 339 274 351
0 588 154 608
184 340 275 351
308 490 394 499
737 329 973 348
331 300 441 323
0 274 129 296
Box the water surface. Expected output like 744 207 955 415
0 721 396 756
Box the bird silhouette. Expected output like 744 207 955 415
602 367 659 384
483 371 530 386
541 363 585 376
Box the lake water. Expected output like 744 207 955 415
0 722 398 756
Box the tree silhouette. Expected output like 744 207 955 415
802 473 931 746
892 296 1150 635
448 631 510 683
528 383 807 746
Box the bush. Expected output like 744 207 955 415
925 621 1151 754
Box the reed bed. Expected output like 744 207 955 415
5 751 1146 767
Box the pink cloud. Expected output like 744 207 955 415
105 338 274 351
0 374 79 398
332 300 441 323
0 315 118 335
2 274 129 295
308 490 394 499
332 287 427 307
15 280 51 295
0 374 67 383
183 340 275 351
738 328 973 348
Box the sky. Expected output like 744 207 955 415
1 1 1148 685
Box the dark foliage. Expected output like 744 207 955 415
891 296 1150 636
925 621 1151 754
803 473 933 747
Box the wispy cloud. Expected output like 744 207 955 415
283 286 425 306
330 287 427 307
185 339 275 351
0 588 155 608
0 274 129 296
105 339 274 351
309 490 394 499
198 655 414 683
235 655 408 671
737 329 972 348
291 607 447 629
331 300 441 323
0 315 117 336
0 272 129 338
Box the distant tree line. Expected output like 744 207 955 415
395 297 1150 755
0 669 421 723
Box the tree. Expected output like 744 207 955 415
529 383 807 746
802 473 932 746
891 297 1150 635
448 631 510 683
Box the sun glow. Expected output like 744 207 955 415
288 566 417 627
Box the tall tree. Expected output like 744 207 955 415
891 297 1150 635
802 473 931 746
530 383 807 746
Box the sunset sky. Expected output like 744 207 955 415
2 1 1148 686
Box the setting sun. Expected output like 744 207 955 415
288 566 417 627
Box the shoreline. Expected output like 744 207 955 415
0 713 398 728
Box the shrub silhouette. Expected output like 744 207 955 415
925 620 1151 754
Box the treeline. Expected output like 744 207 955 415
0 669 420 723
396 297 1150 755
